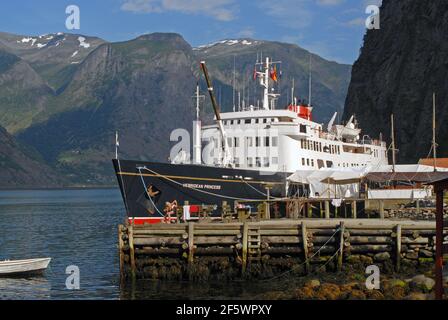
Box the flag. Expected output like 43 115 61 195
270 65 278 82
253 67 257 80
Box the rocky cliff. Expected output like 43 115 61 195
343 0 448 163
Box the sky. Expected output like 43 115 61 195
0 0 382 64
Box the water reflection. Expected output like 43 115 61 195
0 276 51 300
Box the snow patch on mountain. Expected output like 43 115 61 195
194 39 259 50
78 36 90 49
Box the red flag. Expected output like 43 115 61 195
270 65 278 82
253 67 257 80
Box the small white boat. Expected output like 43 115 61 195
0 258 51 276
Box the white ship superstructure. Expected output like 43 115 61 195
198 57 389 173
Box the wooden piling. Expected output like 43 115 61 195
395 224 402 271
128 224 136 278
325 201 330 219
188 222 195 273
119 219 440 281
338 222 345 271
118 225 125 280
379 200 385 219
301 222 310 273
352 201 357 219
242 222 249 274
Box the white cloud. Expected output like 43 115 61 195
316 0 345 6
121 0 237 21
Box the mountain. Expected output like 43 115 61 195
0 32 105 133
16 33 198 185
343 0 448 163
195 39 351 123
0 32 351 186
0 125 63 188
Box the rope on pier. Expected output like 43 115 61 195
261 226 342 282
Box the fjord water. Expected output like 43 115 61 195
0 189 294 300
0 189 123 299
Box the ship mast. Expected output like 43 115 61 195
193 83 204 165
308 54 312 107
391 114 396 172
432 92 438 171
255 57 281 110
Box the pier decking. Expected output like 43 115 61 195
118 218 445 281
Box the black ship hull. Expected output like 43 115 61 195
112 159 288 221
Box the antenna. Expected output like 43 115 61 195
291 78 295 105
432 92 438 171
391 114 396 172
233 55 236 112
115 131 119 160
194 82 205 120
308 54 312 107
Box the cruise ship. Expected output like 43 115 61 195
113 57 389 223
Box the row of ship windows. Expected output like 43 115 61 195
233 157 279 168
300 139 341 155
301 158 368 168
225 136 279 148
339 163 367 167
301 158 333 168
224 118 277 126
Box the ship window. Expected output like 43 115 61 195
255 137 260 147
264 157 269 167
265 137 270 147
307 159 310 166
272 157 278 165
247 157 253 167
246 137 253 147
302 158 305 166
300 124 307 133
300 139 304 149
256 157 261 167
245 119 251 124
263 119 267 124
234 137 240 148
311 159 314 167
317 159 325 169
326 161 333 168
272 137 278 147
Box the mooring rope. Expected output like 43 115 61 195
138 166 276 202
137 167 165 216
261 226 342 282
314 245 342 273
238 176 285 200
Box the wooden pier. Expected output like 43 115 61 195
118 219 445 281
